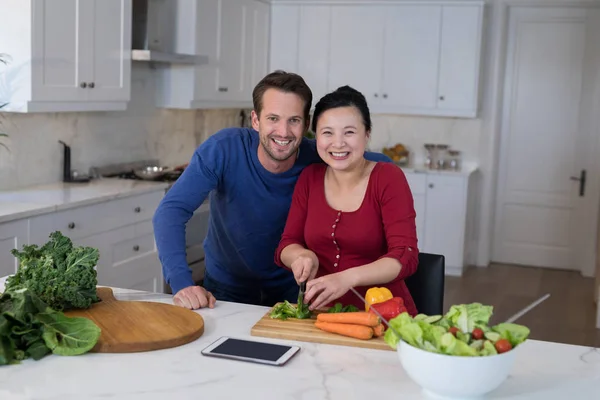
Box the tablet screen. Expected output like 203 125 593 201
210 338 292 362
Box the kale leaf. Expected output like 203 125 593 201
5 231 100 311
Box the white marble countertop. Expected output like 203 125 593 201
0 279 598 400
0 178 170 224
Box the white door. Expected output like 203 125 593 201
492 7 597 272
87 0 131 102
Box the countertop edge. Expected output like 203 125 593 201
0 180 170 225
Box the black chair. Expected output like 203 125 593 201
405 252 445 316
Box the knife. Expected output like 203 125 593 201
350 287 402 338
298 281 306 306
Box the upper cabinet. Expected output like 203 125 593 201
269 1 485 118
0 0 132 113
154 0 271 109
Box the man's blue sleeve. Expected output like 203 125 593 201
152 137 226 294
364 150 393 163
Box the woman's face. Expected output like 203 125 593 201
315 106 370 172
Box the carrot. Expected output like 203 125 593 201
315 321 374 340
316 311 380 327
373 323 386 337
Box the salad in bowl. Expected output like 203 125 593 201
384 303 531 399
384 302 530 356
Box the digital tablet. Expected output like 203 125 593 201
201 336 301 366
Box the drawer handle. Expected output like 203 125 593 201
68 222 75 229
133 245 140 251
429 183 434 188
134 207 141 213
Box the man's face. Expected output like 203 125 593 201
251 88 307 162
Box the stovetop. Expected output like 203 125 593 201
89 159 183 183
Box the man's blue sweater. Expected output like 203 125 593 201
152 127 391 294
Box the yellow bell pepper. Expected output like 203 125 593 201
365 287 393 311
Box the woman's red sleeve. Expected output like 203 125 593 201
376 164 420 281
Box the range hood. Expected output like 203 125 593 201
131 0 208 65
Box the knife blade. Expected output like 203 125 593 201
298 281 306 305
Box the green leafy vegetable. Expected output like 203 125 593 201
5 231 100 310
270 299 312 320
296 286 311 319
327 303 360 313
0 287 101 365
384 302 530 357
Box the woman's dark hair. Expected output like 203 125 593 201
311 85 372 133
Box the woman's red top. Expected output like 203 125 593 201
274 162 420 316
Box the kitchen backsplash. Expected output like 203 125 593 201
0 64 481 191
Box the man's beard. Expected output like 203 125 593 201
260 135 300 162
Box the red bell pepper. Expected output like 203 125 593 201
369 297 406 321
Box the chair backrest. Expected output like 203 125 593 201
404 252 445 316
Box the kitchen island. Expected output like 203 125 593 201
0 282 598 400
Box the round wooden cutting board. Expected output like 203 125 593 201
64 287 205 353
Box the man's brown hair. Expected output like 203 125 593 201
252 70 313 123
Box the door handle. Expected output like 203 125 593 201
570 169 586 197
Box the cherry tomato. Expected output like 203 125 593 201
495 339 512 353
472 328 484 340
448 327 459 336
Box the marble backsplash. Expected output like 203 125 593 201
0 64 481 191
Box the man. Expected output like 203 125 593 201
152 70 391 310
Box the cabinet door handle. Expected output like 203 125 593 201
218 87 228 92
134 206 141 213
439 95 445 101
429 183 434 188
88 82 95 88
383 93 388 99
80 82 87 88
133 245 140 251
68 222 75 229
374 93 379 98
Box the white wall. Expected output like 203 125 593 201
367 114 482 168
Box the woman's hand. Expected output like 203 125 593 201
290 250 319 283
304 270 355 310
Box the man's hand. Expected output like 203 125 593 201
173 286 216 309
290 250 319 283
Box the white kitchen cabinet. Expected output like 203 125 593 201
155 0 270 109
403 169 479 276
0 189 166 293
0 0 132 113
269 4 332 107
78 220 163 294
0 219 28 278
268 1 484 118
328 7 385 103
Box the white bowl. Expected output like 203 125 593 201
397 339 518 399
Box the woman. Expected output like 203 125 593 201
274 85 420 316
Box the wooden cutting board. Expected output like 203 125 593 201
64 287 204 353
251 303 393 351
